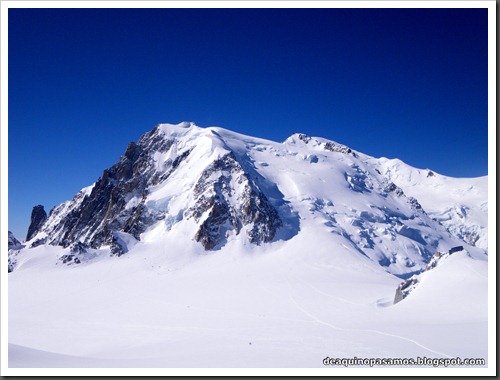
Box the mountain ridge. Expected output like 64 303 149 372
8 122 489 368
15 122 487 276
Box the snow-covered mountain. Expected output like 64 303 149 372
8 122 489 370
20 122 486 275
374 158 488 251
8 231 22 250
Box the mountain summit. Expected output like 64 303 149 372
8 122 489 368
20 122 487 275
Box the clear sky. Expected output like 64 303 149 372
8 7 489 240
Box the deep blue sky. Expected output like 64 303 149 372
8 8 488 240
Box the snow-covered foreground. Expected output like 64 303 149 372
9 227 488 370
7 123 490 373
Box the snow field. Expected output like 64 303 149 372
9 123 489 369
9 226 488 368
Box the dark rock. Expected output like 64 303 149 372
8 232 23 272
110 232 134 256
27 126 288 253
385 182 404 197
240 188 282 245
8 262 16 272
394 277 419 304
59 253 81 265
194 196 237 250
172 149 191 169
394 246 464 304
110 241 126 256
30 237 47 248
70 241 88 254
408 197 426 214
8 254 18 273
36 128 182 249
425 251 443 271
189 152 282 250
60 254 76 264
297 133 311 144
384 184 425 214
8 231 23 250
323 141 357 157
26 205 47 241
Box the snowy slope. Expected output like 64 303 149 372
8 232 488 369
22 122 487 276
374 157 488 250
8 122 489 370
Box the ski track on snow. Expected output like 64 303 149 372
285 276 453 359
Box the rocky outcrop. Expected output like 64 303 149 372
22 122 476 272
26 205 47 241
289 133 357 157
393 246 465 304
394 277 419 304
385 182 404 197
323 141 357 157
8 231 23 249
188 152 282 250
297 133 311 144
29 125 284 253
408 197 425 214
33 126 191 249
8 231 24 273
385 182 426 214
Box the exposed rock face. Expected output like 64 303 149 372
394 277 419 304
26 205 47 241
297 133 311 144
29 125 284 253
8 231 24 273
30 237 47 248
323 141 357 157
21 122 483 274
393 246 465 304
408 197 425 214
187 152 282 250
35 126 189 249
385 182 426 214
385 182 404 197
8 257 17 273
290 133 357 157
8 231 23 249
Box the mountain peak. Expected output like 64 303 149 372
283 132 311 145
156 121 199 136
158 121 197 129
19 122 487 276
